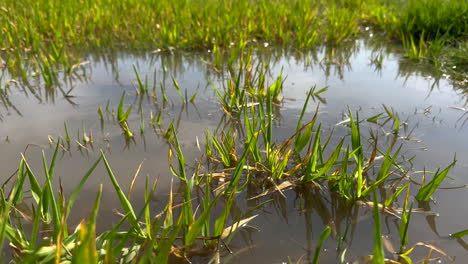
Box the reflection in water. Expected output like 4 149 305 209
1 39 467 262
2 39 466 119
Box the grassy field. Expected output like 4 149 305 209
0 0 466 86
0 0 467 263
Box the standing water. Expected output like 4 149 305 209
1 40 467 263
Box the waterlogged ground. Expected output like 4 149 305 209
1 40 467 263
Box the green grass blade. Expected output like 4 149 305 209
66 157 102 220
372 190 385 264
294 89 316 153
41 143 61 240
64 122 70 143
377 145 402 181
384 182 410 207
308 123 322 174
9 159 26 204
399 203 413 253
415 161 456 201
349 110 363 160
133 65 147 94
71 185 102 264
117 92 125 122
185 194 220 245
226 134 256 194
172 77 184 102
312 226 331 264
0 190 12 261
100 151 140 232
450 229 468 238
313 137 344 180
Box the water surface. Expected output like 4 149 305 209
1 40 467 263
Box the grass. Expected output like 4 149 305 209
365 0 467 83
117 92 134 139
0 0 466 90
0 140 256 263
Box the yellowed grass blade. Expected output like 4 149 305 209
127 159 144 199
221 214 258 239
248 181 293 200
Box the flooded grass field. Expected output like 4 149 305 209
1 40 467 263
1 0 467 263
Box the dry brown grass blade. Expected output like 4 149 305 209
247 180 294 200
363 134 378 173
412 242 453 262
383 236 396 254
448 106 467 112
287 160 304 176
12 203 33 222
70 60 90 72
220 214 258 239
75 140 88 150
355 201 401 219
169 245 190 262
211 172 231 178
355 255 403 263
127 159 144 199
165 178 173 225
357 200 438 219
213 181 230 195
423 248 433 264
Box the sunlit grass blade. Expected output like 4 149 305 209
294 90 318 153
349 111 363 198
313 137 344 180
117 92 132 123
41 141 61 240
133 64 147 94
226 134 256 194
97 106 104 122
66 157 102 220
399 186 413 253
8 159 26 205
167 123 187 181
361 146 402 198
372 190 385 264
71 185 102 264
172 77 185 103
189 91 197 103
450 229 468 238
185 193 220 246
64 122 71 143
415 160 456 201
0 190 12 261
384 182 410 207
100 151 140 233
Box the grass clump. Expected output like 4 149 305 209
397 0 467 41
0 140 255 263
365 0 467 79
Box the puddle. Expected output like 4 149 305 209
1 40 467 262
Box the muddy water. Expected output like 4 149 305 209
1 40 467 263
